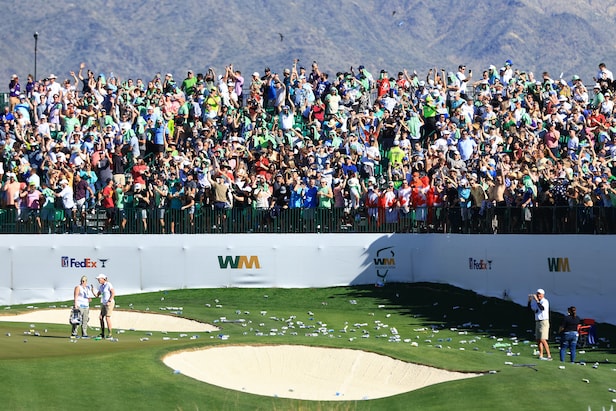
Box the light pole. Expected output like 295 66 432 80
33 32 38 81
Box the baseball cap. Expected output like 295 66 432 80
536 288 545 295
96 273 107 280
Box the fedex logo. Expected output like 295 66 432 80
61 256 100 268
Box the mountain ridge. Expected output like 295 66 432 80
2 0 616 89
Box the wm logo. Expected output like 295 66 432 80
374 246 395 266
218 256 261 269
547 257 570 272
374 258 395 265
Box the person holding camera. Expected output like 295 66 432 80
528 288 552 360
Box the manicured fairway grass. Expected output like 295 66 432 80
1 283 614 411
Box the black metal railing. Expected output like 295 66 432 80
1 204 613 234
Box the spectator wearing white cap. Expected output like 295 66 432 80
2 172 20 209
279 105 294 132
46 73 62 100
591 83 605 109
37 114 51 139
528 288 552 360
93 273 115 339
8 74 20 111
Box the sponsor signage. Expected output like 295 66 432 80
547 257 570 272
218 255 261 269
374 246 395 284
61 256 109 269
468 258 492 270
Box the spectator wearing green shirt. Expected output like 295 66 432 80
181 70 197 97
388 140 405 169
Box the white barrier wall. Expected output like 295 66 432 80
1 234 613 324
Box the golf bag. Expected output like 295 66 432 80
69 307 82 325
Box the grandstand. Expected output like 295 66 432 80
2 62 615 236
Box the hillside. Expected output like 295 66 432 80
2 0 616 88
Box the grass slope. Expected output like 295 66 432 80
0 283 614 411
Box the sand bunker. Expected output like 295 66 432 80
163 345 481 401
0 309 218 332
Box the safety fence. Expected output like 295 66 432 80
1 204 613 235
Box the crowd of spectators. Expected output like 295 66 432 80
3 59 616 234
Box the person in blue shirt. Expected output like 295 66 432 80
1 105 16 126
458 178 472 233
341 155 358 176
303 178 318 208
14 96 31 120
302 178 318 231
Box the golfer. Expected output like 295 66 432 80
72 275 91 338
93 273 115 339
528 288 552 360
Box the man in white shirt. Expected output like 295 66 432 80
56 179 76 231
528 288 552 360
94 273 115 339
596 62 614 82
46 74 62 100
456 65 472 97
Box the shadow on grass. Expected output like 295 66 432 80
342 282 616 355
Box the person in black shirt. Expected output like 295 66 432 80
111 145 126 187
133 183 150 232
559 306 581 363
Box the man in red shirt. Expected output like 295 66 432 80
411 172 430 230
586 106 607 143
131 157 149 186
376 70 390 98
254 152 270 180
100 178 115 231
